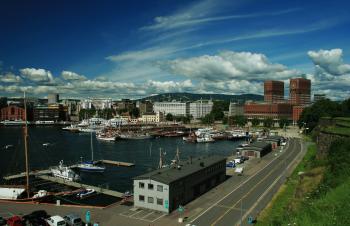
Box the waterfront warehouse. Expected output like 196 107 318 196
133 155 226 213
241 142 272 158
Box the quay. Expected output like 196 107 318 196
96 160 134 167
3 169 51 180
37 175 124 198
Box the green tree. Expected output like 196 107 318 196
131 107 140 118
210 101 229 120
233 115 247 127
263 118 274 128
251 118 260 127
79 109 96 120
201 114 214 125
166 113 174 121
279 117 289 129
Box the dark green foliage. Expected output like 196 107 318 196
279 117 289 129
210 101 229 120
201 114 214 124
231 115 247 127
79 109 96 120
97 108 115 119
252 118 260 127
165 113 173 121
263 118 273 128
130 107 140 118
174 115 192 124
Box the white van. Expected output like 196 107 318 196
46 215 67 226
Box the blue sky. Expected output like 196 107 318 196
0 0 350 99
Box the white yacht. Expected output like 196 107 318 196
51 160 79 181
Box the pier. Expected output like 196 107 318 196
96 160 135 167
3 169 51 180
37 175 124 198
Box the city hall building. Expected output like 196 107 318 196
133 155 226 213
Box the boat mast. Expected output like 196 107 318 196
158 148 163 169
91 131 94 161
23 91 30 198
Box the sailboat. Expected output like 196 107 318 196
0 92 49 201
76 131 105 173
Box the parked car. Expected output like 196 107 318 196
7 216 24 226
234 158 242 164
240 156 249 161
235 167 244 175
0 216 7 226
226 161 235 168
64 214 82 226
46 216 66 226
23 210 49 226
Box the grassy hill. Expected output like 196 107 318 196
137 92 263 102
257 120 350 226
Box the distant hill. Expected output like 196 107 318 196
138 92 263 102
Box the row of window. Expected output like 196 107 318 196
139 182 163 192
139 195 163 205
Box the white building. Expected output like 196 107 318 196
189 100 213 119
229 102 244 116
80 98 112 110
153 101 189 117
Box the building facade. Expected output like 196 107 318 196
264 80 284 103
153 102 190 117
290 78 311 105
244 102 293 120
228 102 244 116
292 105 306 125
189 100 213 119
0 105 25 121
48 93 59 104
33 104 67 122
139 112 164 123
241 142 272 158
139 101 153 115
81 98 112 110
133 156 226 213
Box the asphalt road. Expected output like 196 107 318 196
191 138 302 226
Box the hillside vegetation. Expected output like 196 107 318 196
257 131 350 225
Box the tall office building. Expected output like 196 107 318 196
48 93 59 104
289 78 311 105
264 81 284 103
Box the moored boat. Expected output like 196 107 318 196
76 188 95 199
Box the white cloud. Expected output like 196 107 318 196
161 50 300 82
20 68 54 83
308 49 350 76
0 72 22 83
61 71 87 81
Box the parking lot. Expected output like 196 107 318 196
120 207 166 223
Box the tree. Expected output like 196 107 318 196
252 118 260 127
166 113 174 121
79 109 96 120
279 117 289 129
201 114 214 125
263 118 273 128
233 115 247 127
131 107 140 118
210 101 229 120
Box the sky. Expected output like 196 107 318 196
0 0 350 100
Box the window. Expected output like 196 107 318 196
157 185 163 192
139 195 145 202
148 183 154 190
157 198 163 205
148 196 154 203
139 182 144 189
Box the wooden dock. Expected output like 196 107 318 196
96 160 135 167
37 175 124 198
3 169 51 180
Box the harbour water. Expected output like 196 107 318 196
0 126 242 193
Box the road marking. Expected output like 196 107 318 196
236 140 303 225
141 211 155 219
129 209 143 217
190 139 295 223
151 213 167 222
209 144 296 226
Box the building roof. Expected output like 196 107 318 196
134 155 226 185
242 141 271 151
264 136 283 142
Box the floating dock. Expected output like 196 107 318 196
37 175 123 198
97 160 135 167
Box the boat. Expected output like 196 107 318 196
3 144 14 150
76 188 95 199
62 125 80 133
195 128 213 137
51 160 79 181
42 143 50 147
119 133 152 140
1 120 27 126
76 132 106 173
196 134 214 143
96 134 115 142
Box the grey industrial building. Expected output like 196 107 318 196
241 142 272 158
133 155 226 213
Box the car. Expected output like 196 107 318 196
46 216 66 226
0 216 7 226
23 210 50 226
226 161 235 168
7 216 24 226
240 156 249 161
63 214 82 226
234 158 243 164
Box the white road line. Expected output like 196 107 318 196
129 210 143 217
141 211 154 219
151 213 166 222
190 139 296 223
236 139 302 225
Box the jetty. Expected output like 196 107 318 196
3 169 51 180
37 175 123 198
96 160 134 167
